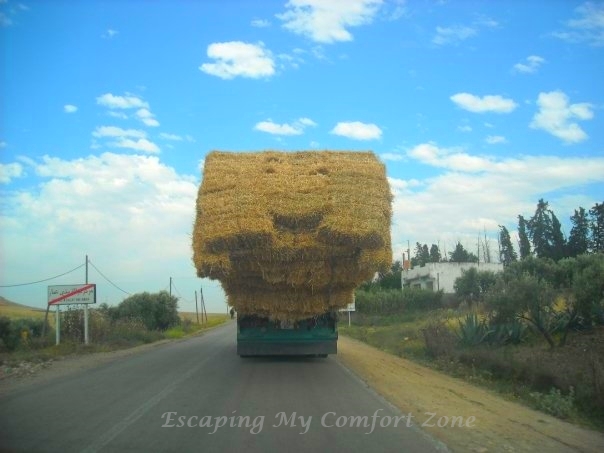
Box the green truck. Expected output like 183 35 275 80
237 312 338 357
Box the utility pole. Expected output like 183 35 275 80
195 290 200 325
200 286 207 324
169 277 172 298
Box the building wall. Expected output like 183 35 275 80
401 262 504 293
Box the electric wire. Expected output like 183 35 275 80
0 263 85 287
87 260 131 295
170 280 191 304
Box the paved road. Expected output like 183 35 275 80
0 322 448 452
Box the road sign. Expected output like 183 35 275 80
48 284 96 305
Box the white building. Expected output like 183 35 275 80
401 262 503 293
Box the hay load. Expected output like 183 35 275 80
192 150 392 321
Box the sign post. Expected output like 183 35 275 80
48 284 96 345
339 295 356 327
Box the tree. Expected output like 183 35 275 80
568 207 590 257
517 215 531 259
429 244 441 263
454 268 497 308
412 242 430 267
525 199 567 261
528 199 554 258
379 261 403 290
550 212 567 261
590 202 604 253
116 291 180 331
449 242 478 263
498 225 517 266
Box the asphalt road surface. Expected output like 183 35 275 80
0 322 448 452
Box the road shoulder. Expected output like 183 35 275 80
337 334 604 453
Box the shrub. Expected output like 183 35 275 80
422 322 457 357
456 313 492 347
487 319 528 346
0 317 49 351
530 387 575 419
114 291 180 331
355 288 442 314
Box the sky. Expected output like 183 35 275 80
1 0 603 313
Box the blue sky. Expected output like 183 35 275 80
1 0 603 313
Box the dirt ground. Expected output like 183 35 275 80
337 335 604 453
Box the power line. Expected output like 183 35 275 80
87 260 131 295
0 263 85 287
170 280 191 304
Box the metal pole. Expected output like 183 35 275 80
55 305 60 346
84 304 89 345
84 255 89 345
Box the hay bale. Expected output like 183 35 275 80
192 150 392 320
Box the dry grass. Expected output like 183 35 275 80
192 151 392 321
0 297 47 320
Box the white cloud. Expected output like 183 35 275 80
513 55 545 74
92 126 146 139
97 93 149 109
485 135 506 144
108 111 129 120
433 25 477 45
474 14 499 28
0 152 228 311
160 133 183 141
390 145 604 260
251 19 270 27
553 2 604 46
136 108 160 127
407 142 491 173
103 29 119 39
458 125 472 133
451 93 517 113
330 121 382 140
254 117 317 135
0 141 6 148
110 138 160 153
530 90 594 143
277 0 383 43
0 162 23 184
64 104 78 113
200 41 275 80
381 152 405 161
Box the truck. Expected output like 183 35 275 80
192 151 391 358
236 312 338 357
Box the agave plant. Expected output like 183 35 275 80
456 312 492 347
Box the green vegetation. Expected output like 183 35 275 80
343 251 604 430
0 291 228 365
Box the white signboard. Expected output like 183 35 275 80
340 296 356 312
48 284 96 305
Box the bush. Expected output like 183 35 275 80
355 288 442 314
422 322 457 357
530 387 576 419
456 313 492 347
114 291 180 331
0 316 49 351
487 319 528 346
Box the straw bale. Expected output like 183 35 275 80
225 286 356 322
192 150 392 320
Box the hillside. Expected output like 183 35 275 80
0 296 46 319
